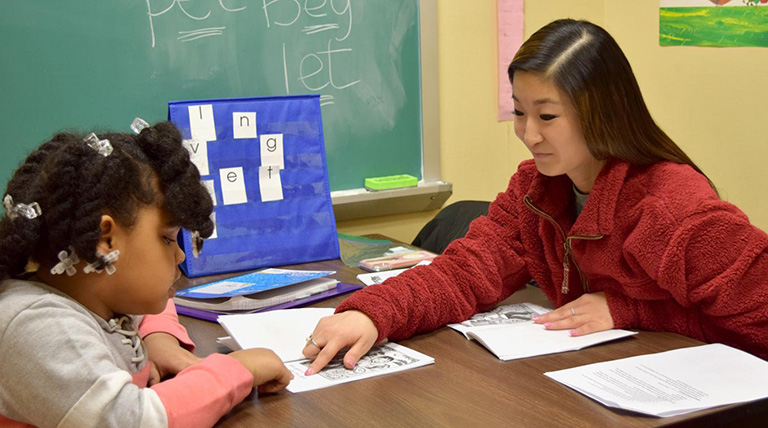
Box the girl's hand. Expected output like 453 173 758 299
533 292 614 336
143 332 202 385
148 361 161 386
230 348 294 393
301 310 379 375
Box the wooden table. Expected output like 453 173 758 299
176 259 768 428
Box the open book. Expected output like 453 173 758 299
174 268 337 313
217 308 434 392
448 303 637 361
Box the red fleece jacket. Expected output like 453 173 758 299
337 159 768 359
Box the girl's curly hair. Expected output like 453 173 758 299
0 121 213 279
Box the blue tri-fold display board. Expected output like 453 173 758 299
168 95 339 277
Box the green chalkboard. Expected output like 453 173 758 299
0 0 422 191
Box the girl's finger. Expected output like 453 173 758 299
148 362 161 386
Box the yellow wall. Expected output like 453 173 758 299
603 1 768 229
337 0 768 242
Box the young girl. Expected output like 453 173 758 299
0 121 293 427
302 19 768 374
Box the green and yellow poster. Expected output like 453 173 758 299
660 0 768 47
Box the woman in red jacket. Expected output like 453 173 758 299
303 19 768 374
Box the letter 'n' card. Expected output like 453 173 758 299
169 95 339 277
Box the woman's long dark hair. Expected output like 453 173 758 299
508 19 713 188
0 121 214 280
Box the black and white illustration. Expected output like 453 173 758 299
459 303 549 327
286 343 434 393
306 346 418 381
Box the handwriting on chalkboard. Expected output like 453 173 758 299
145 0 358 107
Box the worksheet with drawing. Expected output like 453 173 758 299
285 343 434 393
217 308 435 392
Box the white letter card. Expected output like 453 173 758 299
209 212 218 239
260 134 285 169
188 104 217 142
183 139 210 176
233 112 257 139
220 167 248 205
202 180 217 206
259 165 284 202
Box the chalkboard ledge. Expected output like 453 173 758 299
331 181 452 221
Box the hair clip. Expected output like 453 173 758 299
84 133 113 157
191 230 204 258
130 117 150 135
83 249 120 275
51 247 80 276
3 194 42 220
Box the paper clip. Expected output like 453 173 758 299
84 133 113 157
131 117 150 134
83 249 120 275
3 194 42 220
51 247 80 276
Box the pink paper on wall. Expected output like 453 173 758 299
497 0 524 121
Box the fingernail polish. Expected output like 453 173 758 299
569 329 576 336
304 368 314 376
544 322 552 328
532 315 540 321
345 359 356 369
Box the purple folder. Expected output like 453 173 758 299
176 282 363 322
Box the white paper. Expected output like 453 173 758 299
357 268 410 286
356 260 432 286
201 180 216 206
260 133 285 169
448 303 636 361
188 104 217 141
219 167 248 205
218 308 335 362
259 165 283 202
545 343 768 417
183 139 210 176
469 323 635 361
232 112 257 139
285 343 434 393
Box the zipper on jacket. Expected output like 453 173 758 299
523 195 604 294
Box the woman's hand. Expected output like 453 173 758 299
533 292 614 336
229 348 293 393
143 332 202 385
301 310 379 375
